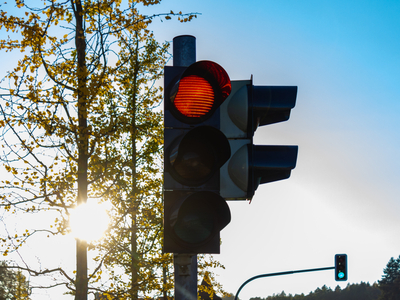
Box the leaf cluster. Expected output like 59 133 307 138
0 260 31 300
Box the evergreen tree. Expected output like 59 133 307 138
379 255 400 300
247 282 381 300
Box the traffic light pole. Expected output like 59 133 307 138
234 266 335 300
173 35 196 68
174 254 198 300
166 34 301 300
172 35 198 300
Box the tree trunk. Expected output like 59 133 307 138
74 0 88 299
129 36 140 300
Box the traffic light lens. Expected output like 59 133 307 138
171 139 214 181
174 75 214 118
168 126 231 185
338 272 345 279
164 190 231 253
174 211 214 244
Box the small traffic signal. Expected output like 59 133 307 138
220 79 298 200
335 254 348 281
163 61 232 254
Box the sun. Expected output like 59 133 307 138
69 201 110 241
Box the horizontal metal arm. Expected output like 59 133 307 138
234 266 335 300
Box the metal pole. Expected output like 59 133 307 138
234 266 335 300
174 254 198 300
173 35 196 67
172 35 197 300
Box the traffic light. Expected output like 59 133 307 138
220 79 298 200
163 61 232 254
163 60 299 254
335 254 348 281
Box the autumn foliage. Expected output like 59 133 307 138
0 1 197 299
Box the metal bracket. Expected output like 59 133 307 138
174 254 195 276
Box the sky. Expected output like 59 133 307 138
148 0 400 298
1 0 400 299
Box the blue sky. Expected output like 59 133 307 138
149 0 400 298
1 0 400 299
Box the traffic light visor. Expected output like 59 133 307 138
226 144 298 199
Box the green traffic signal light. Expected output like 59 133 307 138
335 254 348 281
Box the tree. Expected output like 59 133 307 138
92 29 228 300
0 261 31 299
91 30 171 299
0 1 196 299
379 255 400 300
247 282 381 300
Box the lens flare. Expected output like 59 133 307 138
69 201 109 241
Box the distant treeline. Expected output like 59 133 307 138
247 282 381 300
222 255 400 300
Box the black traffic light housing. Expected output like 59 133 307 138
335 254 348 281
163 61 232 254
163 59 299 254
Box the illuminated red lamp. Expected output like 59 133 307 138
174 75 214 118
170 60 231 123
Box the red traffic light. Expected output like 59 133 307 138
173 75 214 118
168 60 231 123
163 60 233 254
